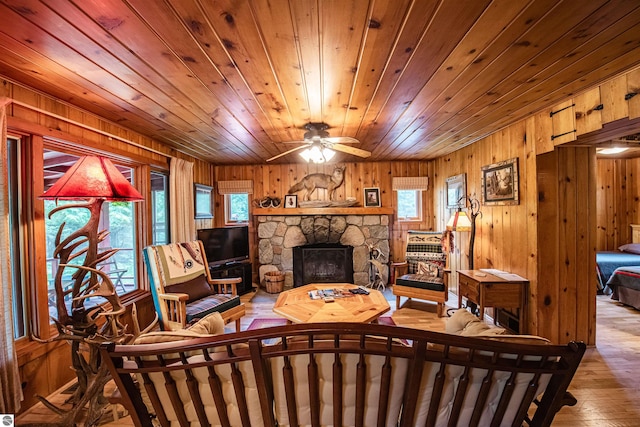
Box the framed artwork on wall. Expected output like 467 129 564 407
446 173 467 209
194 184 214 219
284 194 297 208
481 157 519 205
364 187 381 207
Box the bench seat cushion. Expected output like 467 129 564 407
396 274 445 292
186 294 241 323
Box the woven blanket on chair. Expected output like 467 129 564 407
149 242 206 287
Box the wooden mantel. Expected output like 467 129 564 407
252 207 394 216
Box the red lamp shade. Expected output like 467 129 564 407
40 155 144 201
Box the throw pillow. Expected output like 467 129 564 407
165 274 212 303
445 308 480 334
188 312 225 335
618 243 640 254
416 260 444 278
461 321 506 337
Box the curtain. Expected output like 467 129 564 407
169 157 196 243
0 97 23 413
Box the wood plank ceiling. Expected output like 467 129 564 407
1 0 639 165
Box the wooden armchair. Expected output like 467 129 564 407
143 240 245 331
392 231 448 316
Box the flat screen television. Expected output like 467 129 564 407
197 226 250 267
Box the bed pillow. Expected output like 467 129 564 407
618 243 640 255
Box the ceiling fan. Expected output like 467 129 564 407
266 122 371 163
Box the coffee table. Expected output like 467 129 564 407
273 283 390 323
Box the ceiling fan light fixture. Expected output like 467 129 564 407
267 122 369 163
322 147 335 162
299 142 335 163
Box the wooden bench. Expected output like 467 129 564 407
101 322 585 427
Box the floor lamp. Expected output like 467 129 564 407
447 196 482 311
39 155 144 426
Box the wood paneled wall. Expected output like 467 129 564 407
596 157 640 251
433 120 540 332
537 147 597 344
213 161 435 270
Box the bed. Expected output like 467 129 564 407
597 224 640 309
606 266 640 310
596 251 640 290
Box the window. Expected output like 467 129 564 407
397 190 422 221
225 193 249 224
7 136 26 339
7 131 153 345
43 150 139 322
151 171 169 244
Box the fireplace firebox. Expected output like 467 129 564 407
293 243 354 287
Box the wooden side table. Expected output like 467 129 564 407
457 269 528 334
273 283 390 323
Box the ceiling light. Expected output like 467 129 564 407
597 147 629 155
299 142 335 163
322 147 335 162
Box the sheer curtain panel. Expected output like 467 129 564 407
0 97 23 413
169 157 196 242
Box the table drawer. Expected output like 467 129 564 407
459 277 479 291
459 277 479 300
461 288 479 301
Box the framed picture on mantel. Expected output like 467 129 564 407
284 194 297 208
364 187 381 207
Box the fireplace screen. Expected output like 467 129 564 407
293 243 354 287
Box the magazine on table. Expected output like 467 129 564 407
308 288 352 300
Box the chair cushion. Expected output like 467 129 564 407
165 274 212 303
186 294 241 323
396 274 445 291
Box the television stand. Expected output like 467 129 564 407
209 260 253 295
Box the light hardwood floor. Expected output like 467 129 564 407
17 289 640 426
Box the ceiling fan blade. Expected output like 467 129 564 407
330 144 371 158
325 136 359 144
266 145 308 162
281 139 309 144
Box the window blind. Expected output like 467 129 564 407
217 180 253 195
392 176 428 191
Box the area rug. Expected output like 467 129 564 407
247 316 397 330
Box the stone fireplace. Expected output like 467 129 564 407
256 214 390 289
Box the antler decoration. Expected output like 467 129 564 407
32 199 135 426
